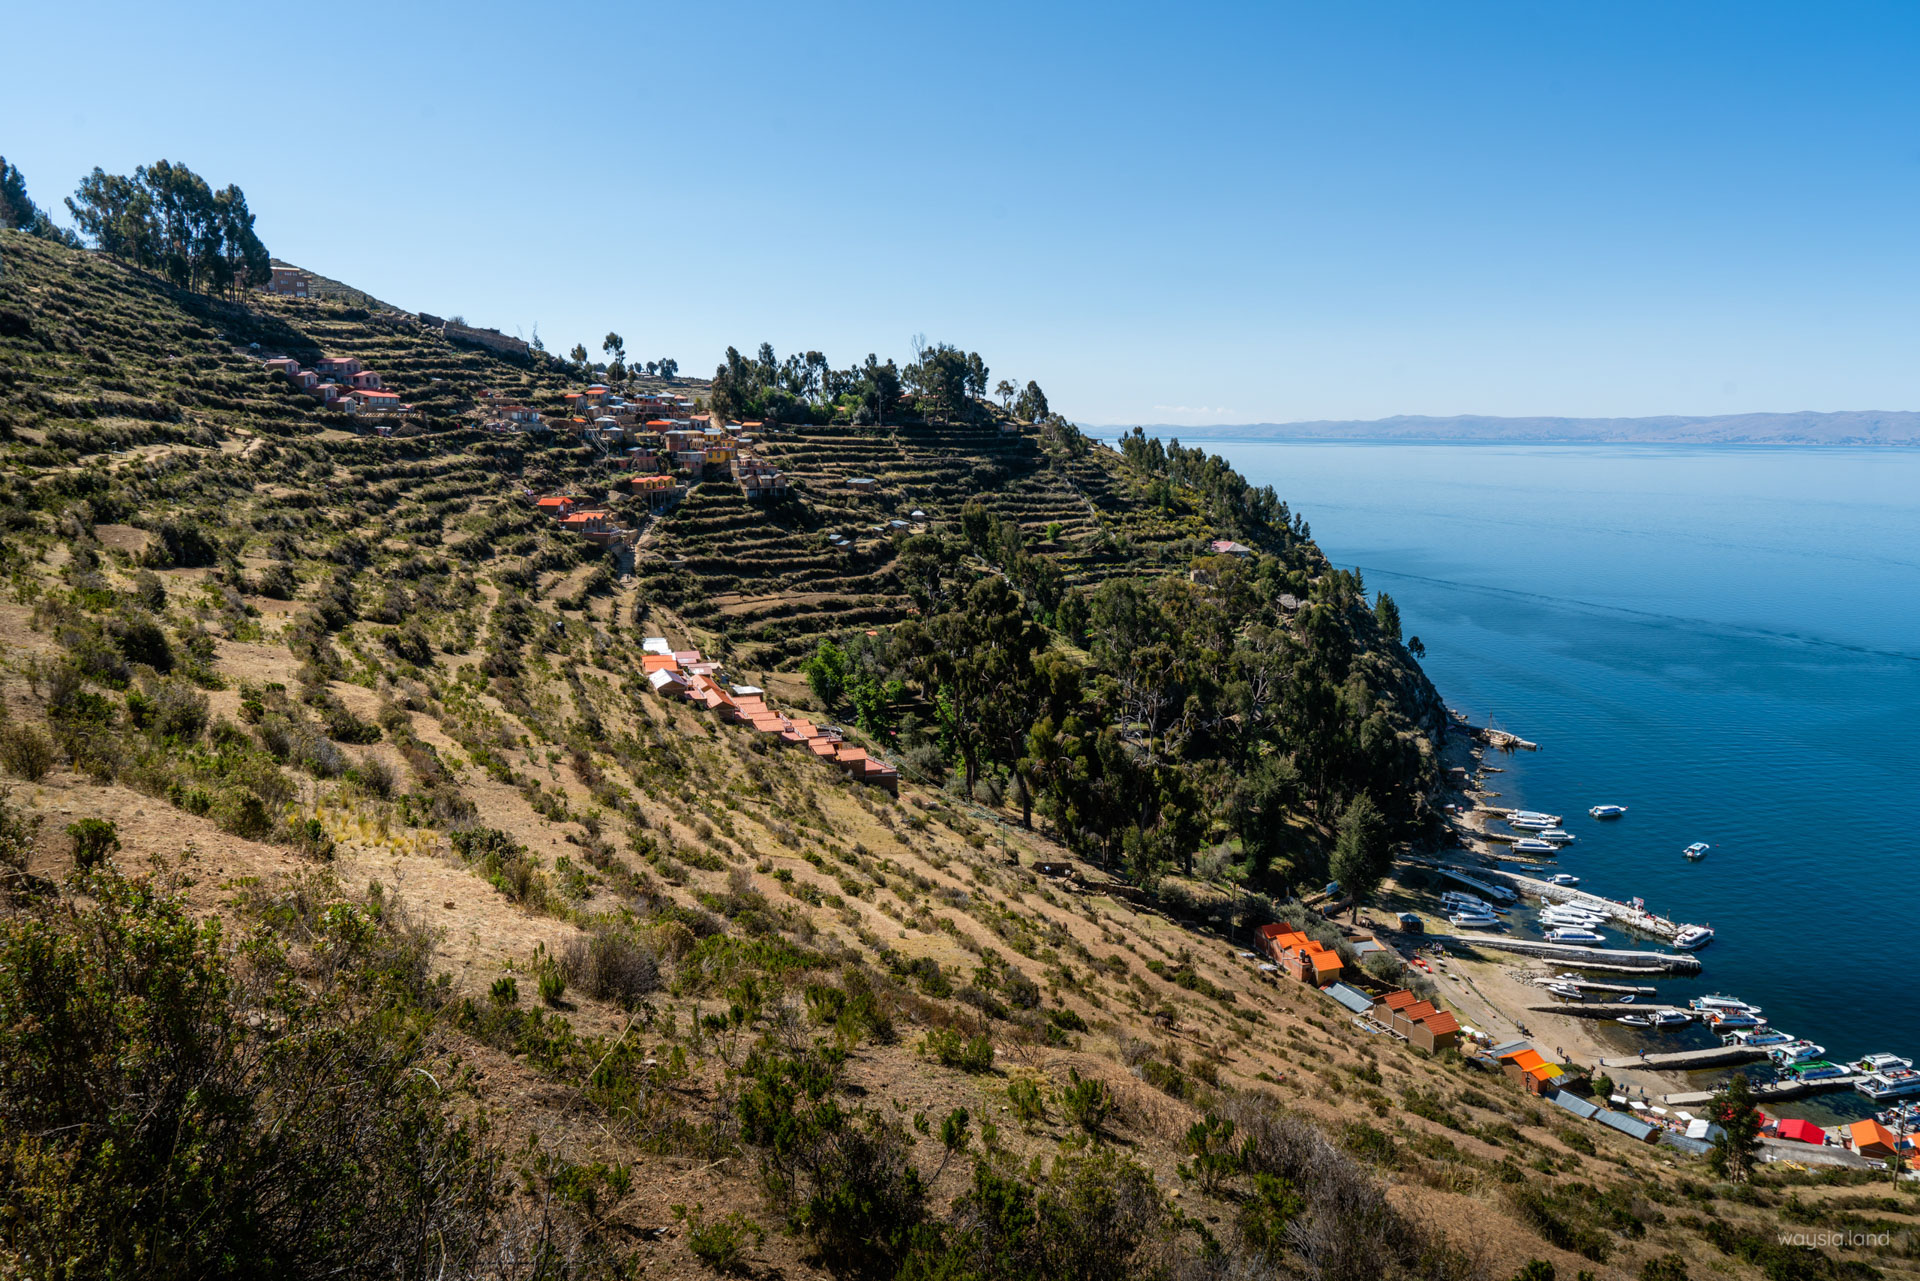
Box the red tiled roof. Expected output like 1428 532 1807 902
1420 1011 1460 1036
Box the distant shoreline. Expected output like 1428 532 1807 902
1097 410 1920 448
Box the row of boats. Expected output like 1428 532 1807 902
1442 886 1714 951
1504 810 1578 857
1507 808 1712 864
1494 806 1918 1102
1656 995 1920 1101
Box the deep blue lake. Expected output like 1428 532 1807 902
1178 438 1920 1073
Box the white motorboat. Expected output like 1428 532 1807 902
1508 817 1556 832
1546 982 1583 999
1448 911 1502 929
1727 1028 1790 1046
1856 1062 1920 1100
1683 842 1710 860
1672 925 1715 951
1709 1011 1766 1031
1536 829 1576 844
1540 907 1608 926
1651 1010 1691 1029
1768 1040 1824 1063
1545 873 1581 886
1616 1014 1652 1028
1546 927 1606 943
1511 838 1558 856
1508 809 1562 825
1691 994 1760 1013
1589 804 1628 819
1852 1053 1915 1075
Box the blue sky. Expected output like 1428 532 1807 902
7 2 1920 425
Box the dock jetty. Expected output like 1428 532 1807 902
1529 1002 1693 1021
1599 1044 1767 1071
1478 863 1697 945
1530 976 1657 996
1663 1075 1869 1106
1434 933 1702 974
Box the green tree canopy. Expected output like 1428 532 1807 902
65 160 267 293
1328 792 1390 921
0 156 77 246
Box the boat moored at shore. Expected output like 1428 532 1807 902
1672 925 1715 950
1849 1054 1920 1099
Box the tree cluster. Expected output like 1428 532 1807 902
1119 426 1305 546
709 342 903 426
706 339 1044 431
0 156 78 248
804 458 1436 899
65 159 270 295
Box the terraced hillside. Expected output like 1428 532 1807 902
2 231 1907 1280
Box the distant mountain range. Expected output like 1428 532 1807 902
1113 410 1920 446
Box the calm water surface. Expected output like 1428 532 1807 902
1179 439 1920 1087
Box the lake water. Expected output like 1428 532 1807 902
1179 438 1920 1080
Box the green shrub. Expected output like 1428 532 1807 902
561 929 660 1007
0 869 505 1276
211 787 272 839
1639 1255 1689 1281
673 1202 763 1273
489 975 520 1006
65 818 119 870
920 1027 995 1073
1007 1075 1047 1125
538 966 567 1006
1060 1068 1115 1137
0 722 55 781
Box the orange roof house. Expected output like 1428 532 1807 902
642 654 679 674
1410 1009 1459 1051
1499 1047 1564 1095
1251 925 1343 986
1847 1119 1900 1161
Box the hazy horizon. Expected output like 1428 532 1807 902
1089 409 1920 445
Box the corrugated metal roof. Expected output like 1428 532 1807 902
1324 983 1373 1014
1595 1109 1659 1142
1662 1132 1715 1156
1550 1090 1600 1119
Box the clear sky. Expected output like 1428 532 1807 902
7 2 1920 426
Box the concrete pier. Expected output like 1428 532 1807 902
1599 1044 1767 1071
1435 933 1703 974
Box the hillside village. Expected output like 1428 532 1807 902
0 229 1915 1280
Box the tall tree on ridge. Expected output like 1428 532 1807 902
1328 792 1389 923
